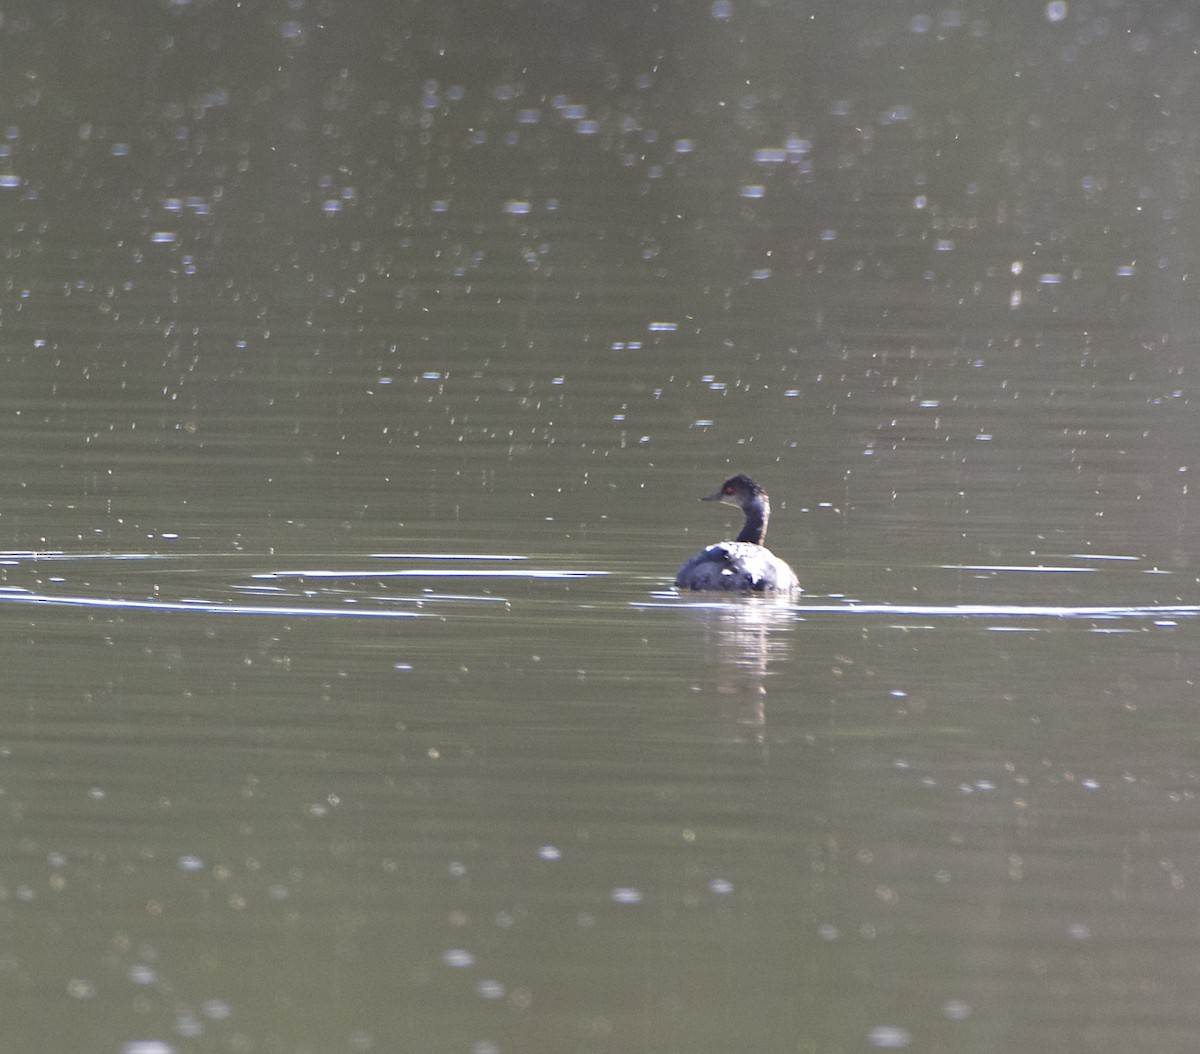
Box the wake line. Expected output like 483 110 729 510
0 590 423 619
651 600 1200 619
798 603 1198 618
254 569 607 580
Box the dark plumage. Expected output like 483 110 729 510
674 474 800 593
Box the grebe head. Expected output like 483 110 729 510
702 473 766 512
700 474 771 545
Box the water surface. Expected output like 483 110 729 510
2 2 1200 1052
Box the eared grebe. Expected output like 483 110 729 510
674 474 800 593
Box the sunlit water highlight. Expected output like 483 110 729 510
645 599 1200 621
0 589 428 618
0 550 1189 623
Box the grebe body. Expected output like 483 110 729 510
674 474 800 593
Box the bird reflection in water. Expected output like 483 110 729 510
685 595 796 738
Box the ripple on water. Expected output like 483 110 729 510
0 550 608 621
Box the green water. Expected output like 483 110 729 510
2 3 1200 1052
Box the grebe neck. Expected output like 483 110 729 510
736 495 769 545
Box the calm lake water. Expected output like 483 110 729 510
3 3 1200 1052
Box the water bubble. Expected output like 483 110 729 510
129 964 158 986
67 978 97 999
753 148 786 163
868 1025 912 1048
175 1014 202 1039
477 979 506 999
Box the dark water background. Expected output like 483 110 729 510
2 3 1200 1052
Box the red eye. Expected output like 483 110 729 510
724 486 734 494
